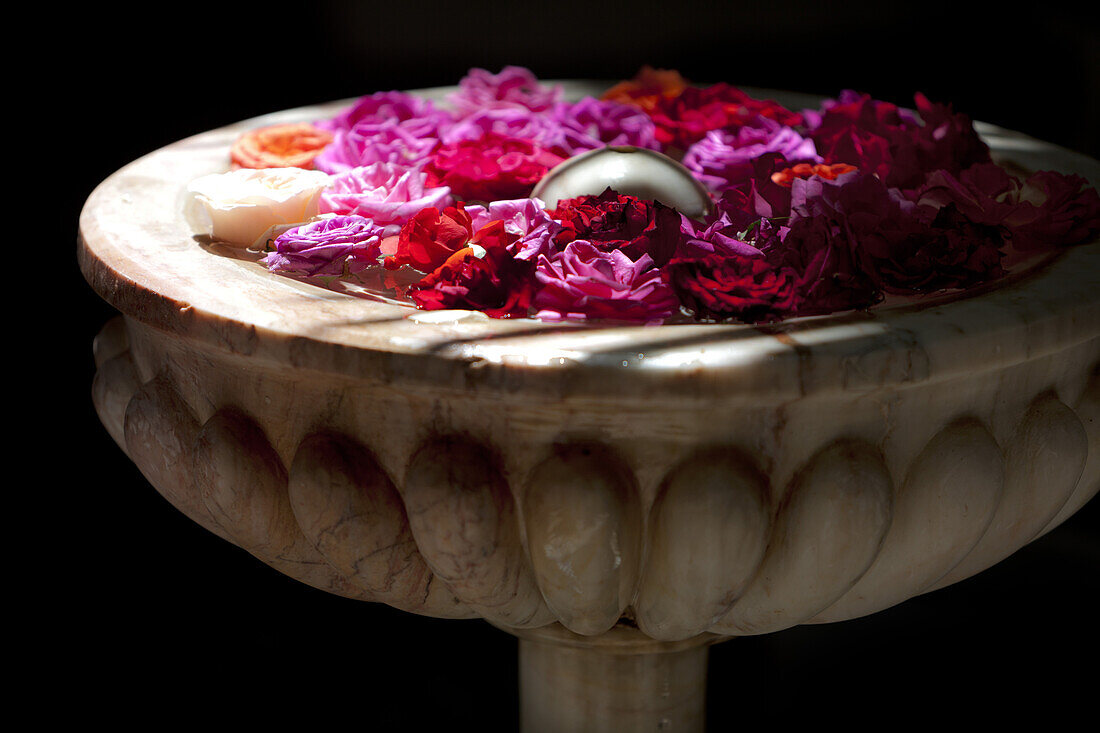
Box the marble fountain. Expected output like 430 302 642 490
79 82 1100 731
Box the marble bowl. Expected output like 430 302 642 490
80 82 1100 732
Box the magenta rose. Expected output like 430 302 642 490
424 133 564 202
320 162 453 235
533 241 678 324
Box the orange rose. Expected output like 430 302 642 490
770 163 858 188
601 66 689 113
230 123 334 170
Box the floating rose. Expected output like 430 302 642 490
780 171 1006 305
318 90 452 138
424 133 564 203
439 107 566 152
997 171 1100 251
320 162 453 236
387 204 476 273
664 254 803 323
313 120 440 175
533 241 677 324
550 97 661 155
810 91 990 190
230 123 334 170
552 189 683 266
408 227 536 318
771 162 858 188
649 84 803 151
914 164 1100 253
466 198 564 261
601 66 689 113
262 215 387 277
677 204 770 260
683 116 821 193
185 167 330 247
449 66 563 116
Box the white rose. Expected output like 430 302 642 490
185 167 332 247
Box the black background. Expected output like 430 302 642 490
38 0 1100 728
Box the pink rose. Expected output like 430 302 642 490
465 198 564 261
313 120 439 175
448 66 563 116
320 162 454 236
533 240 677 324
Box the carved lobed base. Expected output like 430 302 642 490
92 313 1100 730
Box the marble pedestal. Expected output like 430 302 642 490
80 83 1100 731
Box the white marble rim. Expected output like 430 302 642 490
78 82 1100 399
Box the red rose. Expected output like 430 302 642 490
810 94 901 182
386 203 474 272
551 189 684 266
649 84 803 151
1004 171 1100 252
424 132 564 202
854 204 1006 294
664 254 803 323
408 223 535 318
811 92 991 191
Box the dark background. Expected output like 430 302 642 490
40 0 1100 728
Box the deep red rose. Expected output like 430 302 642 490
648 83 803 151
915 164 1100 253
914 163 1021 226
664 254 803 323
1004 171 1100 252
551 188 684 266
408 226 535 318
893 93 991 189
810 94 902 182
776 172 900 311
811 91 990 191
780 170 1006 303
424 132 564 202
855 204 1006 294
387 203 474 272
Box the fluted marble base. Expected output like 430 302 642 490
517 624 718 733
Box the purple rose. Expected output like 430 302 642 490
677 205 760 259
262 215 386 277
533 240 677 324
683 116 821 193
549 97 662 155
320 162 453 236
